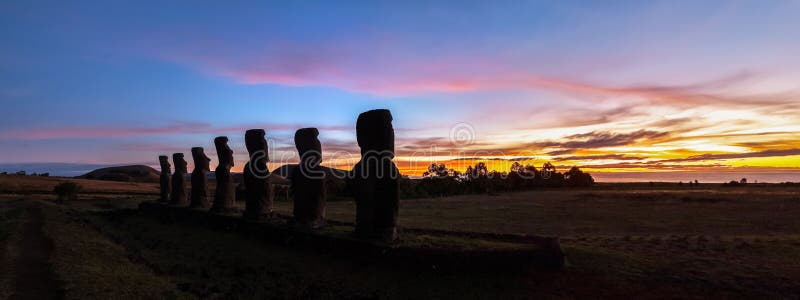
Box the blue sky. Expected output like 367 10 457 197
1 1 799 177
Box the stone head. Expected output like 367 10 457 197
172 153 187 173
245 129 269 162
214 136 234 168
158 155 171 172
356 109 394 157
294 127 322 163
191 147 211 171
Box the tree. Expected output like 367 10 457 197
510 162 523 173
523 165 537 176
422 163 438 177
475 162 488 177
466 162 488 179
541 162 556 179
564 166 594 188
53 182 82 204
507 162 537 190
740 178 747 184
507 169 523 190
537 162 565 187
423 163 460 179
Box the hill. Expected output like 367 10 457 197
78 165 160 183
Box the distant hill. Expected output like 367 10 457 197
78 165 160 183
0 163 111 177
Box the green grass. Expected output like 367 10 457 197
39 203 191 300
0 200 24 299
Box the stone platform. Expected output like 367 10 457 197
136 201 566 271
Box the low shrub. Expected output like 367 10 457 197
53 182 82 203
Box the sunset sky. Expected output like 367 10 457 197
1 1 799 180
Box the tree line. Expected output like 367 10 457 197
318 161 594 200
404 161 595 198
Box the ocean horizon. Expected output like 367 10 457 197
590 171 800 183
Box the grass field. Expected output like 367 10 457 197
1 174 799 298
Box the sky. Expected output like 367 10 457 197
1 1 799 181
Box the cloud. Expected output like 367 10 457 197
141 31 800 105
547 149 575 156
448 157 517 161
534 130 670 150
566 162 730 170
658 149 800 162
734 140 800 150
0 122 210 139
553 154 645 162
0 122 353 140
508 156 536 161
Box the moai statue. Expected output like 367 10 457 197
243 129 273 220
291 128 326 229
211 136 236 213
190 147 211 208
169 153 188 206
158 155 171 203
349 109 399 241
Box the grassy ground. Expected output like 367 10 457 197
40 202 192 299
0 198 192 299
274 187 800 236
0 176 799 298
273 187 800 298
0 174 159 195
0 200 23 299
88 212 539 299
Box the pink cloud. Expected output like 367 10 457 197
126 26 799 111
156 40 792 108
0 122 352 140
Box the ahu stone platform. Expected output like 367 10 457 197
137 201 565 271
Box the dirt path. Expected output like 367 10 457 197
9 205 63 300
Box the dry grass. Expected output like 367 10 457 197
274 187 800 237
0 174 159 195
2 176 799 298
270 186 800 298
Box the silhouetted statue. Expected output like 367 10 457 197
291 128 326 229
158 155 171 203
170 153 188 206
243 129 273 220
350 109 399 241
211 136 236 213
190 147 211 208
